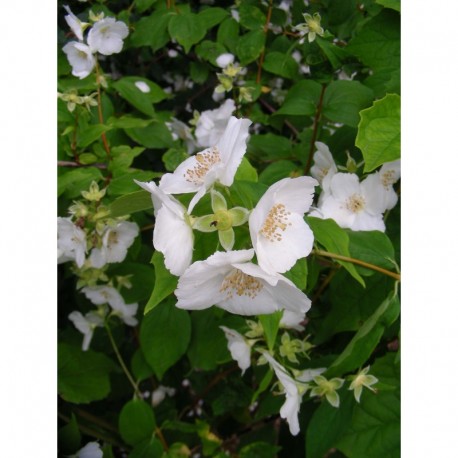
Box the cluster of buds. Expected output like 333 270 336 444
57 89 98 113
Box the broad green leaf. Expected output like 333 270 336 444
108 170 157 196
356 93 400 172
77 124 112 148
231 181 268 209
119 399 156 446
236 29 265 66
130 438 164 458
306 217 365 286
58 413 81 455
58 167 103 198
239 4 266 30
347 230 396 275
306 389 355 458
107 116 152 130
131 348 154 383
259 311 283 351
140 301 191 379
162 148 189 172
258 161 299 186
145 251 178 314
58 343 115 404
322 80 374 128
234 157 258 182
337 388 400 457
109 145 146 172
275 80 322 116
195 40 227 66
110 190 153 217
130 9 173 52
326 289 400 377
108 263 154 303
168 13 206 53
78 153 98 165
135 0 157 13
283 257 308 290
125 121 174 149
251 367 273 404
195 419 223 456
217 18 240 54
262 52 299 79
187 310 244 371
190 61 209 84
315 36 349 69
376 0 400 13
248 133 292 160
112 77 168 117
198 7 228 30
240 442 281 458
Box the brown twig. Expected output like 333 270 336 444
94 61 111 159
258 98 299 137
311 267 340 303
58 160 108 169
256 0 274 84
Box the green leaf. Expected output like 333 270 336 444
168 13 207 53
306 389 355 458
326 289 400 377
108 116 152 130
236 29 265 66
283 257 308 290
190 61 209 84
145 251 178 314
108 170 158 196
248 133 292 160
129 438 164 458
230 181 268 209
77 124 112 148
250 367 273 404
262 51 298 79
376 0 401 12
58 167 103 198
238 4 266 30
112 77 168 117
315 36 349 69
198 7 229 30
78 153 98 165
110 190 154 217
130 8 173 52
240 442 281 458
195 40 228 66
306 217 365 287
322 80 374 128
347 230 396 275
125 121 174 149
162 148 190 172
109 145 146 172
356 93 400 172
258 161 299 186
275 80 322 116
58 413 81 455
58 343 115 404
140 301 191 379
259 311 283 351
217 18 240 54
109 263 155 303
135 0 157 13
119 399 156 446
187 310 243 371
234 156 258 182
131 348 154 383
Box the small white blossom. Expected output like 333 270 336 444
194 99 236 148
310 172 386 232
74 441 103 458
368 160 401 211
166 117 197 154
216 53 235 68
348 366 378 403
63 5 88 41
68 310 104 351
89 221 139 268
58 217 87 268
175 249 311 316
152 385 176 406
220 326 251 374
293 12 324 43
160 116 252 213
295 367 326 383
87 17 129 56
310 142 338 195
280 310 307 331
249 177 317 275
62 42 96 79
134 81 151 93
310 375 345 408
135 180 194 276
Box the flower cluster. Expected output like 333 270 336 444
58 181 139 350
309 142 401 232
62 5 129 79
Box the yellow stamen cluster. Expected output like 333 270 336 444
345 194 366 213
220 269 263 300
381 169 396 189
184 147 221 185
260 204 292 242
107 230 119 246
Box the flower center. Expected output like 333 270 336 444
107 230 119 246
317 167 329 181
220 269 263 300
308 19 322 33
184 146 221 185
214 210 233 231
345 194 366 213
260 203 292 242
381 169 396 189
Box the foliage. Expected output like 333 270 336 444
57 1 400 457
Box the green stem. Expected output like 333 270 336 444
312 249 401 281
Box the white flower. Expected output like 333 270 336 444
249 177 317 275
216 53 235 68
295 367 326 383
62 42 96 79
68 311 104 351
63 5 88 41
89 221 139 268
58 217 87 268
134 81 151 93
293 13 324 43
280 310 307 331
74 441 103 458
135 180 194 276
82 286 138 326
152 385 176 407
348 366 378 403
159 116 252 213
312 172 386 232
310 375 345 408
175 249 311 316
87 17 129 56
310 142 338 195
261 351 303 436
220 326 251 374
369 160 401 211
195 99 236 148
166 117 197 154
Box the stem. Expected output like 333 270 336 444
258 98 299 137
312 249 401 281
256 0 274 84
312 267 339 303
58 160 108 169
71 111 79 163
304 84 326 176
105 322 142 399
94 60 111 159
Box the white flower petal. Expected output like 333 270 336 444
216 53 235 68
330 173 360 200
220 326 251 374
